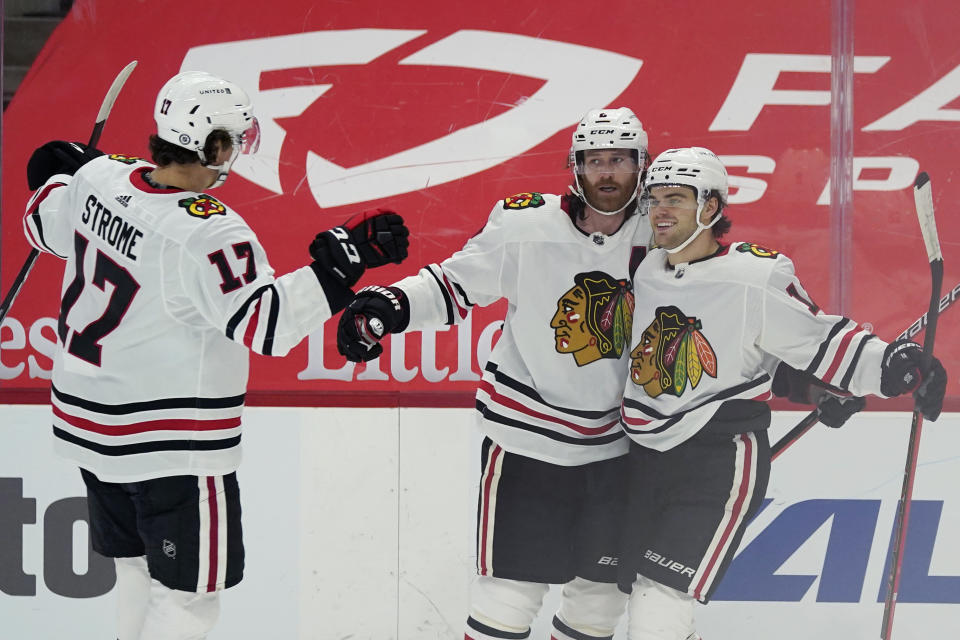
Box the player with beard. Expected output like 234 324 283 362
336 108 650 640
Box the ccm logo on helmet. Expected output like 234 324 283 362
589 129 615 135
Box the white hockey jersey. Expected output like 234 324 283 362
620 242 890 451
394 192 652 466
23 154 338 482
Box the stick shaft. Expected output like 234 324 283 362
880 171 943 640
0 61 137 326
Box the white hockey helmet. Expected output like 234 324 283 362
570 107 648 216
154 71 260 188
643 147 729 254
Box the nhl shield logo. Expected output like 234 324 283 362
162 539 177 559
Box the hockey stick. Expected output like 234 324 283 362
769 278 958 462
770 408 821 462
0 60 138 325
880 171 943 640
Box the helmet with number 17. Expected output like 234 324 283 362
643 147 729 254
569 107 649 215
153 71 261 188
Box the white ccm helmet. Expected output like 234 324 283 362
644 147 728 254
570 107 648 216
154 71 260 188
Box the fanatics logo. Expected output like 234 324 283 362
162 539 177 559
115 194 132 208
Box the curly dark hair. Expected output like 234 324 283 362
707 190 732 238
148 130 233 167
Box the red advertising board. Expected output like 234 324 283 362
2 0 957 407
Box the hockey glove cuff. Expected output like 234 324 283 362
337 286 410 362
309 226 367 288
813 391 866 429
772 363 864 428
880 339 947 421
27 141 104 190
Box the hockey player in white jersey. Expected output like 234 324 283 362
21 71 409 640
616 146 947 639
336 108 650 640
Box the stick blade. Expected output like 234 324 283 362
913 171 942 263
94 60 138 124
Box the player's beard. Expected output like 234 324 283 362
582 175 637 214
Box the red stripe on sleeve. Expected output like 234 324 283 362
822 326 858 384
243 298 263 348
24 182 67 249
441 273 469 320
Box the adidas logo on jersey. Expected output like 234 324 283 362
115 194 132 208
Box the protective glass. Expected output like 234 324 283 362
236 117 261 155
577 151 639 175
639 186 699 216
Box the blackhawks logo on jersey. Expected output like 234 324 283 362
179 195 226 219
551 271 634 367
736 242 779 258
630 306 717 398
108 154 143 164
503 192 545 210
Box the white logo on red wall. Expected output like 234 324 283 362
180 29 642 207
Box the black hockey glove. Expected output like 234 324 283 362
337 286 410 362
27 140 104 190
772 363 865 428
880 340 947 421
309 209 410 288
811 390 866 429
342 208 410 267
